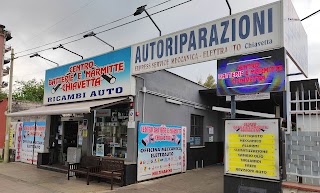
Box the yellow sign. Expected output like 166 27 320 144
228 152 275 160
228 161 276 171
228 134 275 139
228 138 275 145
82 130 88 137
228 166 277 177
228 157 276 165
225 119 280 180
228 143 274 149
228 148 275 154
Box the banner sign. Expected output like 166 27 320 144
217 48 285 96
44 47 132 105
225 119 280 180
283 0 308 77
9 122 18 149
21 122 46 165
137 123 186 181
15 122 23 161
33 122 46 164
131 2 281 74
21 122 36 164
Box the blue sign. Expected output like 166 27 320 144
44 47 132 104
217 48 285 96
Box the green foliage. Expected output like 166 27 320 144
203 74 216 89
0 90 7 100
13 79 44 102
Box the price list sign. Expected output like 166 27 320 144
225 119 280 180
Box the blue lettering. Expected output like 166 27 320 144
62 95 66 101
198 27 207 49
83 92 86 98
150 42 156 60
157 40 164 58
76 93 82 99
166 37 173 56
253 11 265 36
180 33 188 53
90 91 97 97
209 24 218 46
56 96 61 101
239 15 250 39
142 44 148 62
116 87 123 94
174 35 178 54
106 89 112 95
135 46 141 63
220 21 229 44
232 19 236 41
67 94 74 100
268 8 273 33
188 30 197 51
98 90 105 96
48 97 52 103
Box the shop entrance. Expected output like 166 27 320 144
50 118 81 166
62 121 78 159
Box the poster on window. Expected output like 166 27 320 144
33 122 46 164
21 122 46 165
21 122 36 164
137 123 186 181
9 122 18 149
15 122 23 161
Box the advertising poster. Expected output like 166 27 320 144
96 144 104 156
15 122 23 161
21 122 46 165
225 119 280 180
21 122 36 164
137 123 186 181
217 48 285 96
33 122 46 164
9 122 18 149
44 47 132 105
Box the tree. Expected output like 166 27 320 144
13 79 44 102
0 90 7 100
203 74 216 89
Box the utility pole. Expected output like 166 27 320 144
3 49 14 163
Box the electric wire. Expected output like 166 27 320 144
15 0 192 59
24 0 97 45
15 0 176 55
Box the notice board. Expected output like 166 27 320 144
225 119 280 180
137 123 187 181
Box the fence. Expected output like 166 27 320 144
286 89 320 185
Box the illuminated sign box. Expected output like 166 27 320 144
217 48 285 96
225 119 280 180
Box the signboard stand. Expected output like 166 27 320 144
224 118 282 193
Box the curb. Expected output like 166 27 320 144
283 182 320 192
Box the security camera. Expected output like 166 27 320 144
1 81 8 88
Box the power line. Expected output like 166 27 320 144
15 0 176 55
301 9 320 21
15 0 192 59
23 0 97 45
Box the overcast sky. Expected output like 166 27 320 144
1 0 319 86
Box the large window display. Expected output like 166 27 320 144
93 104 129 158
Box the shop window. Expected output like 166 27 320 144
93 104 129 158
190 114 203 146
